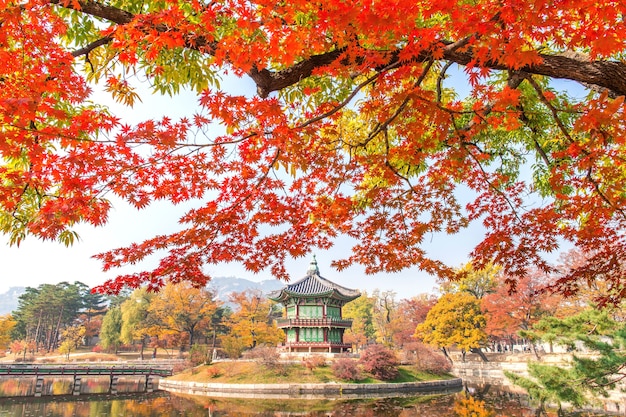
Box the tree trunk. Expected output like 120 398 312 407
51 306 64 351
33 312 43 352
140 338 145 361
470 347 489 362
211 326 217 361
441 347 453 363
530 343 541 360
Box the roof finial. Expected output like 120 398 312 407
307 254 319 275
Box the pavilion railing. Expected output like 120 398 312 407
275 317 353 328
281 341 353 350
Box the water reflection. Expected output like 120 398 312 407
0 390 612 417
0 376 149 396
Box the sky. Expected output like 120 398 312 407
0 164 485 297
0 203 475 297
0 191 482 297
1 66 580 299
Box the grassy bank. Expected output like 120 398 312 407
172 361 454 385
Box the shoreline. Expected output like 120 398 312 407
159 377 463 399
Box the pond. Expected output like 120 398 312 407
0 388 615 417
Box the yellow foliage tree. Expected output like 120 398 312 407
439 262 501 299
226 290 283 350
0 314 16 352
415 292 487 362
147 282 220 350
59 324 86 359
343 291 376 352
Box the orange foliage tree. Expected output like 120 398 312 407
388 294 436 350
482 268 559 352
2 1 626 299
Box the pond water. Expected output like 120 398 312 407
0 388 615 417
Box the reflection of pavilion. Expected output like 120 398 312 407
268 256 360 353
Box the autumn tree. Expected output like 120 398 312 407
482 268 559 354
389 294 436 350
10 339 36 362
343 291 376 352
370 289 397 346
146 282 220 351
59 324 86 359
415 292 488 362
1 0 626 305
225 290 283 350
0 315 16 352
551 248 626 315
99 306 123 354
120 288 156 359
439 263 500 300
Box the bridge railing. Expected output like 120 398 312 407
0 365 173 377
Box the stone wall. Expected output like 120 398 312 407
451 359 528 392
451 354 626 415
159 378 463 399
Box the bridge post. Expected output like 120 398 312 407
34 376 44 397
72 376 81 396
109 375 119 394
145 375 155 393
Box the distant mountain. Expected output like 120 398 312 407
0 277 284 315
0 286 25 315
208 276 284 304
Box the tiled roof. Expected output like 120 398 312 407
267 257 360 301
284 274 360 298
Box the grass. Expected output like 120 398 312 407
172 360 454 385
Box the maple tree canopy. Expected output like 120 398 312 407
1 0 625 298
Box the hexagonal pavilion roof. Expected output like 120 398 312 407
267 256 360 303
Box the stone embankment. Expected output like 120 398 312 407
159 378 463 399
452 353 626 415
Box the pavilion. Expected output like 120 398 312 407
268 256 361 353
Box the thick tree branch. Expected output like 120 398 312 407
50 0 134 24
255 47 626 98
51 0 626 98
71 36 112 57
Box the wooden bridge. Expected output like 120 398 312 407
0 365 173 397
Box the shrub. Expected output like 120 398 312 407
189 344 212 366
206 367 222 378
91 345 103 353
359 344 399 381
331 358 360 381
413 343 452 374
172 361 192 374
221 336 246 359
303 355 327 371
243 345 280 368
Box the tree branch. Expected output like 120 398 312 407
50 0 626 98
71 36 112 58
50 0 134 24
